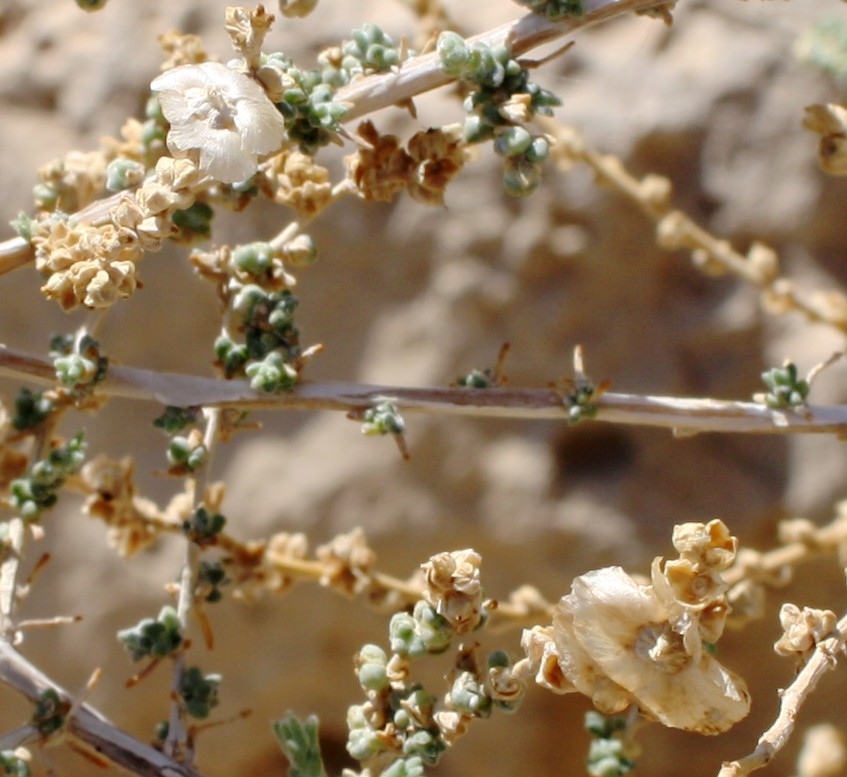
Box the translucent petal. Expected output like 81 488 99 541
151 62 286 183
563 566 750 734
553 590 633 714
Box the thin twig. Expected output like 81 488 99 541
717 612 847 777
164 408 222 762
724 511 847 589
541 120 847 334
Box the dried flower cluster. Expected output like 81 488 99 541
803 103 847 176
34 152 109 213
247 531 310 597
345 121 466 206
519 519 750 734
0 403 28 491
157 30 209 70
80 455 161 557
316 527 378 596
31 157 205 310
773 603 837 662
263 150 333 214
421 549 485 635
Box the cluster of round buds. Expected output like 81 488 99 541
9 432 87 520
345 549 525 776
389 601 453 659
190 233 317 393
317 23 402 88
346 641 447 769
519 519 750 735
436 32 560 196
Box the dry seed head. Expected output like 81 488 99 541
804 103 847 176
158 31 208 69
268 150 333 214
774 603 837 659
421 549 484 635
345 121 414 202
316 527 376 596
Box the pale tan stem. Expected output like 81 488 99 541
718 612 847 777
336 0 668 122
0 519 26 640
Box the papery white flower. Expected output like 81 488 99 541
551 566 750 735
151 61 286 184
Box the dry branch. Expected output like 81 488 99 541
2 344 847 436
0 640 206 777
717 612 847 777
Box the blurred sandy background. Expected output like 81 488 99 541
3 0 847 775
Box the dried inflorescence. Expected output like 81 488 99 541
31 156 206 310
773 603 837 662
158 31 209 70
32 219 141 310
421 549 485 635
35 152 108 213
345 121 466 205
346 121 414 202
0 403 29 491
406 124 466 206
264 150 333 214
80 455 161 557
316 527 377 596
803 103 847 176
245 531 310 597
519 519 750 735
